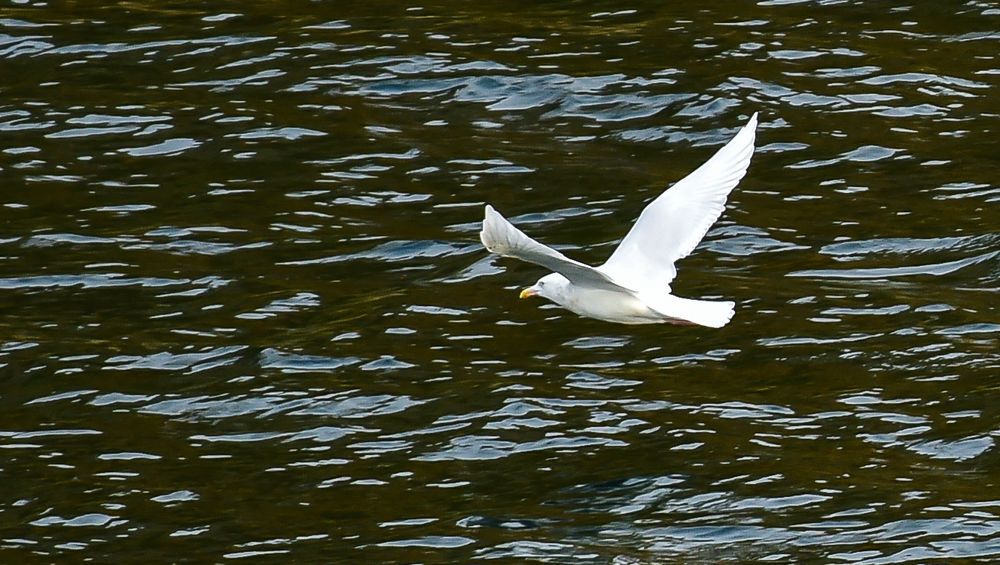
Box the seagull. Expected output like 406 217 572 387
479 112 758 328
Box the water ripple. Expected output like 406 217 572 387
2 3 998 563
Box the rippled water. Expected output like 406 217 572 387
2 2 998 562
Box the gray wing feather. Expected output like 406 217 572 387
480 205 628 293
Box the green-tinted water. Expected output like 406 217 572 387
1 2 998 562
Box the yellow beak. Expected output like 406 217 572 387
519 288 538 299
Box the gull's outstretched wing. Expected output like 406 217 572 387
599 112 758 293
480 205 627 293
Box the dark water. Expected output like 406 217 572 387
2 2 998 562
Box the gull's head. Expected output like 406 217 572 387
519 273 571 303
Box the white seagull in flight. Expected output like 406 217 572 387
480 112 758 328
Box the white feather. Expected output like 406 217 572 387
599 112 757 294
479 113 759 327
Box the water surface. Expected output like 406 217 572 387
1 2 998 562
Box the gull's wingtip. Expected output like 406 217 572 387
483 203 502 223
747 111 759 128
480 203 500 252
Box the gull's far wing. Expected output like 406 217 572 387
480 205 627 293
598 112 758 293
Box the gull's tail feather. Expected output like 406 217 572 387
683 299 735 328
644 294 735 328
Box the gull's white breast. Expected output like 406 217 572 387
560 287 664 325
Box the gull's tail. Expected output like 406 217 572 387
682 299 735 328
644 294 735 328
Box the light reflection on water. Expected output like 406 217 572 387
1 1 998 562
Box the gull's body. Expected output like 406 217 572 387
543 284 728 326
480 113 758 328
